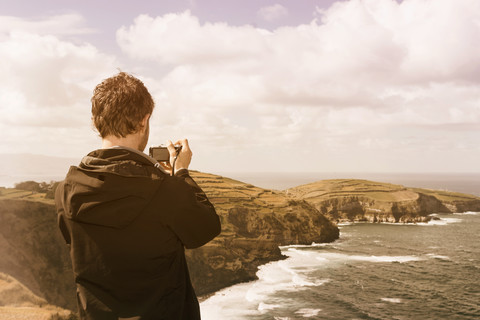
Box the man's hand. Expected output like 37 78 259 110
166 139 192 174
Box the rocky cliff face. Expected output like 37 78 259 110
287 179 480 223
186 171 339 296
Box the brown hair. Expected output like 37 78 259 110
91 72 154 138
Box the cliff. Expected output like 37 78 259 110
0 199 76 311
0 172 339 312
3 174 478 315
287 179 480 223
186 172 339 295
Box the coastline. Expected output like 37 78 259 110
1 172 480 315
199 211 480 320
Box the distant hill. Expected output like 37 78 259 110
287 179 480 223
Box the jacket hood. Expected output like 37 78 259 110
59 148 165 229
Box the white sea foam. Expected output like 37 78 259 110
422 217 463 225
426 253 450 260
202 247 421 319
258 302 280 312
201 283 262 320
279 242 333 250
350 254 421 263
295 308 322 318
381 298 402 303
201 247 332 319
310 252 422 264
454 211 479 215
337 222 354 226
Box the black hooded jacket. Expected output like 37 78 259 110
55 147 221 320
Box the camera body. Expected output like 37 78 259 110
149 145 182 162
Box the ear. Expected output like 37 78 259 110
140 114 151 129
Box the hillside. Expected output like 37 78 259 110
0 199 76 311
0 171 339 314
185 171 339 295
1 174 479 316
287 179 480 223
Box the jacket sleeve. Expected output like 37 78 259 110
163 169 221 249
55 181 71 245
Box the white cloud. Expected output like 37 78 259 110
1 0 479 174
116 0 480 172
117 11 269 65
257 4 289 22
0 18 117 156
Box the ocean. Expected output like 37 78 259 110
200 174 480 320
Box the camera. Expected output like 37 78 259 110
149 145 182 162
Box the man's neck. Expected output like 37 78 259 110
102 135 143 152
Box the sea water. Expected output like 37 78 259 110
201 212 480 319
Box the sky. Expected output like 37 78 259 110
0 0 479 174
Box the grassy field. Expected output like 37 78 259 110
2 174 478 209
0 188 54 205
287 178 480 203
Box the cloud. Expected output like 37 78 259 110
1 0 478 174
0 18 117 156
116 0 480 172
0 14 96 37
117 11 269 65
257 4 289 22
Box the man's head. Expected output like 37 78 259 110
91 72 154 139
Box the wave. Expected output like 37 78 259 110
453 211 479 215
426 253 450 260
381 298 402 303
201 283 261 319
309 252 422 264
258 302 280 312
351 254 421 263
338 215 466 227
295 308 322 318
202 247 423 317
201 248 331 319
422 217 463 225
279 242 333 250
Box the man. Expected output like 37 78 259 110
55 72 221 319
